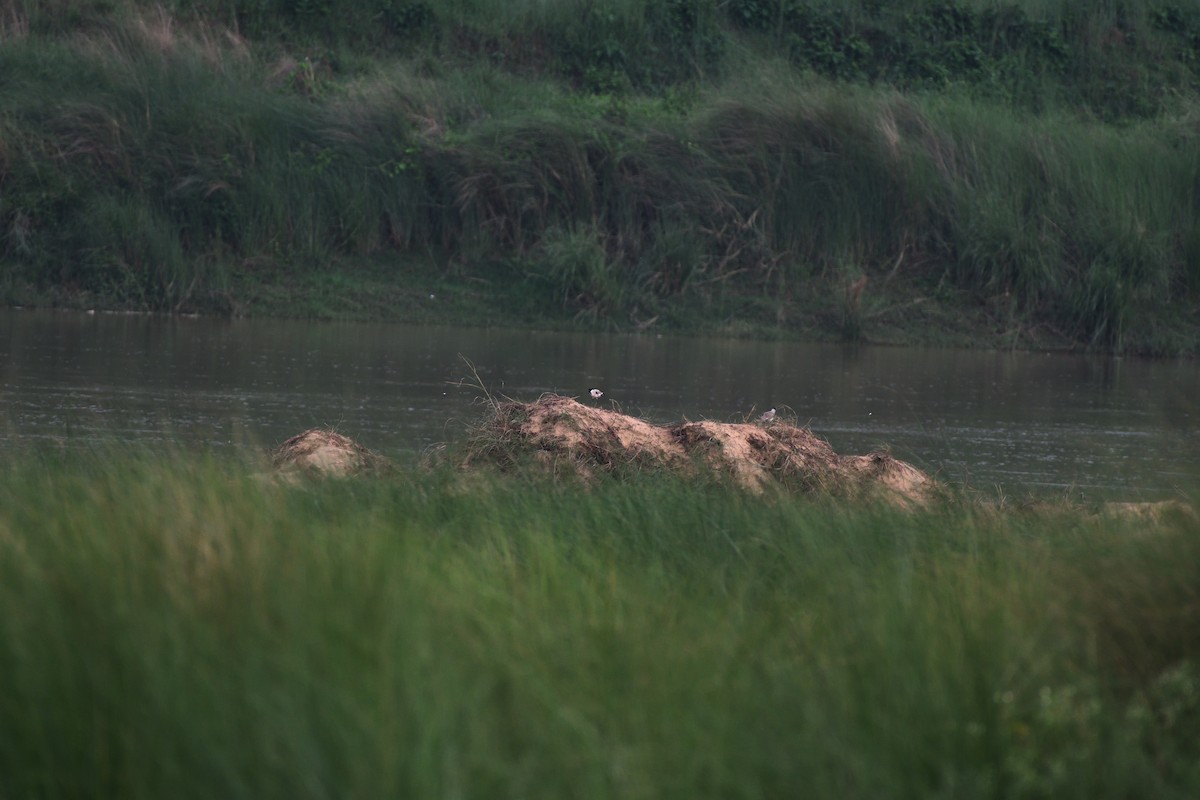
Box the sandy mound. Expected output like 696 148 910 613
463 394 937 506
272 428 393 478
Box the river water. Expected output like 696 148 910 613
2 309 1197 499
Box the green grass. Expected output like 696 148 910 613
1 451 1198 798
2 0 1200 352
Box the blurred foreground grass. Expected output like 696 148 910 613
1 452 1197 798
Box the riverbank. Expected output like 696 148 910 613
1 451 1197 797
9 252 1105 350
3 1 1200 354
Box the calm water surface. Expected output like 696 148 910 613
2 309 1197 499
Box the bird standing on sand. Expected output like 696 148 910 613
757 408 776 423
590 388 604 399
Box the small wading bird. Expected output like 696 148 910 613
590 388 604 399
757 408 776 423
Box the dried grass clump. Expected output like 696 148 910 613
268 396 938 505
272 428 393 478
462 394 938 506
460 394 685 479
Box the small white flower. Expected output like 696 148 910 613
757 408 776 423
590 388 604 399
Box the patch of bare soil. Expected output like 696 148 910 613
272 428 393 478
462 394 938 506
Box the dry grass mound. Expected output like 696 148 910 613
462 394 938 506
272 428 393 478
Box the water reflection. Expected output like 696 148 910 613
2 309 1197 499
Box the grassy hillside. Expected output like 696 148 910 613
1 452 1198 797
2 0 1200 352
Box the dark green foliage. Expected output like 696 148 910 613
379 0 435 40
2 0 1200 351
554 0 724 92
724 0 1200 119
0 0 122 34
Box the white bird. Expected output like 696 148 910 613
757 408 776 423
590 388 604 399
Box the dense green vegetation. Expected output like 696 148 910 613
0 452 1197 797
3 0 1200 351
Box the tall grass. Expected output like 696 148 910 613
1 1 1199 350
1 451 1198 797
